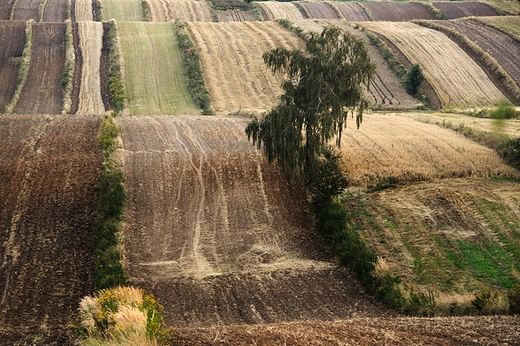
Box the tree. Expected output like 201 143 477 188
405 64 424 96
246 25 375 182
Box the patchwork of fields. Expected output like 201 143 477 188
1 0 520 344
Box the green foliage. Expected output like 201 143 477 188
405 64 425 96
95 0 103 21
107 20 127 114
174 20 213 115
247 25 375 180
472 290 498 312
509 285 520 314
490 101 519 120
141 0 150 21
366 32 407 81
309 148 348 210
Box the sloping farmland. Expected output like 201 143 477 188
297 2 340 19
101 0 144 21
293 19 420 110
75 0 94 21
479 16 520 44
118 21 198 115
145 0 214 22
254 1 304 21
433 1 499 19
119 115 390 327
362 2 436 21
12 0 39 21
0 1 13 20
0 21 26 113
0 115 101 344
42 0 69 22
185 21 304 113
13 23 66 115
76 21 105 115
333 2 371 21
362 22 506 108
337 113 518 189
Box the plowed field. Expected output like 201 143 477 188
0 21 26 113
363 2 435 21
433 1 498 19
439 19 520 91
76 21 105 115
12 0 39 21
480 16 520 41
42 0 69 22
119 115 392 327
118 21 198 115
101 0 144 21
254 2 303 21
333 2 371 21
185 21 304 113
298 2 340 19
145 0 213 22
362 22 506 108
0 115 101 344
0 1 13 20
13 23 66 115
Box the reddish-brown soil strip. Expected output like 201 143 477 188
362 2 436 21
13 23 66 115
433 1 498 19
334 2 371 21
0 21 26 113
299 2 340 19
42 0 69 22
0 0 14 20
12 0 39 21
0 115 102 345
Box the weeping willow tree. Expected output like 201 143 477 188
246 25 375 183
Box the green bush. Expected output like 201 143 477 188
405 64 425 96
509 285 520 314
107 20 127 114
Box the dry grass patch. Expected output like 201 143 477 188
75 0 93 21
361 22 507 109
101 0 144 21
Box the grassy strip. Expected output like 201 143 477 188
356 2 374 21
38 0 46 22
141 0 150 21
415 20 520 105
66 0 71 20
4 19 33 114
174 20 213 114
421 2 447 20
9 0 18 20
94 114 126 290
364 30 407 81
107 19 127 114
62 19 75 114
472 17 520 45
95 0 103 21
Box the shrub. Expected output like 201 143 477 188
405 64 425 96
107 20 127 114
509 285 520 314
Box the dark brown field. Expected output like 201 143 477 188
12 0 39 21
42 0 69 22
363 2 436 21
0 20 26 112
433 1 499 19
334 2 371 21
0 0 14 19
298 2 340 19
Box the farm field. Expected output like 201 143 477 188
433 1 499 19
101 0 144 21
145 0 213 22
13 22 66 115
217 9 258 22
185 21 304 113
362 2 436 21
333 2 371 21
0 115 102 344
479 16 520 41
74 0 94 21
361 21 507 109
118 21 198 115
0 20 26 112
0 1 12 20
42 0 69 22
255 2 304 21
297 2 340 19
12 0 39 21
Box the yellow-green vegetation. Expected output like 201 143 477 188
4 19 32 114
38 0 46 22
62 19 75 114
107 20 127 114
486 0 520 15
101 0 144 21
72 286 171 345
477 16 520 41
118 21 199 115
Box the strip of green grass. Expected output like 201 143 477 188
101 0 144 21
118 21 199 115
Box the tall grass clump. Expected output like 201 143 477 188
107 20 127 114
94 113 126 290
62 19 75 114
4 19 33 114
95 0 103 21
174 20 213 115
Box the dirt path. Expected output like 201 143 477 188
13 23 66 115
0 115 102 344
0 21 26 113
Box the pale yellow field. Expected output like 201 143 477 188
74 0 93 21
255 1 304 21
185 21 304 113
145 0 213 22
361 22 507 109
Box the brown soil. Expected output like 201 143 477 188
0 115 102 345
14 23 66 115
334 2 371 21
0 0 14 19
363 2 436 21
0 20 26 113
12 0 39 21
433 1 499 19
299 2 340 19
42 0 69 22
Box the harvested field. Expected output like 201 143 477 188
75 0 94 21
42 0 69 22
13 23 66 115
0 0 14 20
210 0 251 11
438 19 520 95
12 0 39 21
0 21 26 113
333 2 371 21
76 21 105 115
101 0 144 21
479 16 520 42
0 115 102 344
217 9 258 22
362 22 506 108
362 2 436 21
298 2 340 19
145 0 213 22
118 21 198 115
337 113 518 188
185 21 304 113
175 315 520 345
433 1 499 19
119 115 392 327
293 19 420 110
254 1 304 21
